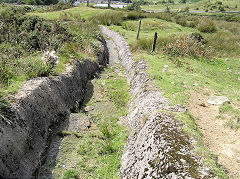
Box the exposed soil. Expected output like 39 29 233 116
188 88 240 178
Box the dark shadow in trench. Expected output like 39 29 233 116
36 80 96 178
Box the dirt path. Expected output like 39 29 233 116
188 88 240 178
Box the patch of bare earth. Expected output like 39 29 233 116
188 88 240 178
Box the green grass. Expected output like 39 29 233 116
141 0 240 12
160 110 227 178
0 6 102 103
106 12 240 177
52 66 130 178
219 102 240 129
132 53 240 105
109 18 198 43
28 6 114 20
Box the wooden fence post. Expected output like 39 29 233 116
151 32 157 53
136 19 141 40
108 0 111 9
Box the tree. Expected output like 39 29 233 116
180 0 186 3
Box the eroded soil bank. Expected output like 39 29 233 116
39 37 129 178
101 26 212 178
0 39 108 178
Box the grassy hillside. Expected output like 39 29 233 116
28 6 114 20
142 0 240 12
1 3 240 178
99 10 239 178
0 5 107 114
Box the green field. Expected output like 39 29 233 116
142 0 240 12
29 6 114 20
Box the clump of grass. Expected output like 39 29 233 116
90 11 147 26
175 15 188 27
162 35 215 59
0 56 52 87
62 169 79 179
48 2 74 11
197 19 217 33
204 31 240 57
90 12 125 26
219 102 240 130
132 35 215 60
224 119 240 130
148 12 174 22
57 130 82 138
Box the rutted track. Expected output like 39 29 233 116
101 26 211 178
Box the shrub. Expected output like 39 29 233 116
49 2 74 11
90 12 125 25
90 11 146 26
197 19 217 33
0 7 71 55
218 6 225 12
125 2 141 11
188 18 199 28
148 12 173 22
204 31 240 57
175 15 188 26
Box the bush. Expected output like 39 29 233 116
148 12 173 22
188 18 199 28
218 6 225 12
197 19 217 33
0 7 72 55
90 12 124 25
125 2 141 11
204 31 240 57
90 11 146 26
175 15 188 26
49 2 74 11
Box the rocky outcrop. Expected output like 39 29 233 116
0 39 108 178
101 27 210 178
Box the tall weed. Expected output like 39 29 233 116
132 35 215 60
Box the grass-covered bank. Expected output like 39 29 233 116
102 10 240 178
52 66 130 178
141 0 240 12
0 5 103 114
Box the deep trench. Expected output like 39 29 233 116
38 37 119 178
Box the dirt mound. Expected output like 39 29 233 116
101 26 211 178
